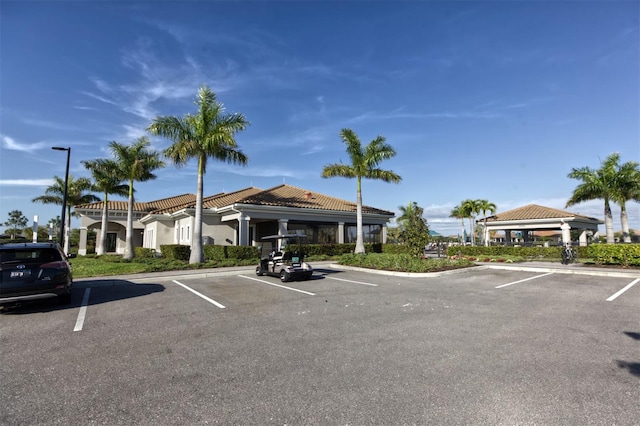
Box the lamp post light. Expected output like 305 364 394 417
52 146 71 252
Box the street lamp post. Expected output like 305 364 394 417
52 147 71 251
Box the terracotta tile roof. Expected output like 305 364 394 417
237 184 394 215
151 188 264 213
75 185 394 217
485 204 599 222
74 193 196 213
205 187 264 209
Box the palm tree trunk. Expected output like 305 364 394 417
604 200 614 243
355 177 365 254
97 194 108 255
190 162 204 264
124 181 134 259
620 203 631 243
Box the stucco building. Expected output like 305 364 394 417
74 184 395 255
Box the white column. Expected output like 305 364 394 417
278 219 288 236
382 224 388 244
338 222 345 244
32 215 39 243
238 214 251 246
78 227 88 255
579 230 588 246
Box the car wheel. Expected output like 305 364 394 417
256 266 264 276
280 270 290 282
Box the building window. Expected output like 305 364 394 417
186 226 190 242
288 222 337 244
344 224 382 243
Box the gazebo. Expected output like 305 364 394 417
480 204 603 246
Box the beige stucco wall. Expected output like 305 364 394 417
202 215 236 246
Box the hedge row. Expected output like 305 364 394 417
589 244 640 266
445 244 640 266
157 242 400 261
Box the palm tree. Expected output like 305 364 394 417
32 175 99 253
567 153 619 243
322 128 401 254
460 199 481 245
476 199 497 246
449 205 466 244
109 137 165 259
610 156 640 243
82 158 129 255
148 85 249 264
397 201 418 229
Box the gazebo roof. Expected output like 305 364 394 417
484 204 601 223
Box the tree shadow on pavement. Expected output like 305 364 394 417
615 331 640 377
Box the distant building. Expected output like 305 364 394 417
480 204 603 246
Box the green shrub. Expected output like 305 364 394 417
338 253 475 273
134 247 157 258
203 245 227 261
589 244 640 267
443 244 618 263
381 244 411 255
160 244 191 261
202 245 260 261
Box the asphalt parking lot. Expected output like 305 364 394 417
1 264 639 425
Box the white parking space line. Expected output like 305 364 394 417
495 272 554 289
324 276 378 287
172 280 226 308
606 278 640 302
73 288 91 332
239 275 316 295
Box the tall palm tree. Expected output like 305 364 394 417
82 158 129 255
148 85 249 264
460 199 481 245
567 153 619 243
32 175 99 253
611 156 640 243
109 137 165 259
476 199 497 246
322 128 401 254
449 205 466 244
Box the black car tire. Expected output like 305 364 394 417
256 266 264 276
280 270 290 282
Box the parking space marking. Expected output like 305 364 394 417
172 280 226 308
73 288 91 332
495 272 554 289
324 276 378 287
239 275 316 295
606 278 640 302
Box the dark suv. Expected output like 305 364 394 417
0 242 74 308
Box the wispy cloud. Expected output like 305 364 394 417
349 110 502 123
21 118 85 132
0 179 54 186
1 135 47 153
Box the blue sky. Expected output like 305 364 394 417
1 1 638 237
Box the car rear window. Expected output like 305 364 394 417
0 249 62 263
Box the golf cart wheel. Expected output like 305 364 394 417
256 266 264 276
280 270 290 282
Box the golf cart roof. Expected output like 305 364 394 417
260 234 307 241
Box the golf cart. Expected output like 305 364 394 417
256 234 313 282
